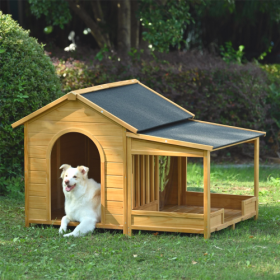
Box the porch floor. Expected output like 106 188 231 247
162 205 242 222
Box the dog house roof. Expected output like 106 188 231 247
12 79 265 150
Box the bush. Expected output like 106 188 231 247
0 12 63 193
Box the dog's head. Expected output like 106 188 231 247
59 164 89 192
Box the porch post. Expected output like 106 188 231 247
203 150 211 239
254 138 259 220
126 137 132 236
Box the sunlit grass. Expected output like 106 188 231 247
0 165 280 279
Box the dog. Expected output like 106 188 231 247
58 164 101 237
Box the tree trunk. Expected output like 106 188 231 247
66 0 111 48
131 0 139 49
117 0 131 52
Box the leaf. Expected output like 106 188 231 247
0 49 6 53
153 232 159 236
133 254 137 258
192 261 198 265
204 253 208 256
249 236 254 238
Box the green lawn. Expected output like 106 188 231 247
1 164 280 280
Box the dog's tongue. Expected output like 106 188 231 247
66 184 76 192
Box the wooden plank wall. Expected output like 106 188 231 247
133 155 159 211
27 100 124 226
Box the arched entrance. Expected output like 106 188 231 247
49 131 103 220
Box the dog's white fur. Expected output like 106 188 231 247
58 164 101 237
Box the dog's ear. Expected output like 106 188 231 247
59 164 71 178
77 166 89 177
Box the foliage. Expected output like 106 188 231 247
139 0 192 52
0 176 24 199
0 12 62 180
28 0 71 29
220 42 245 65
1 165 280 279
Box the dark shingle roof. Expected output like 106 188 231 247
141 120 265 149
83 83 193 131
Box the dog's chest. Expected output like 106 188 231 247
65 197 91 222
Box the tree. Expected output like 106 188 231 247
28 0 192 53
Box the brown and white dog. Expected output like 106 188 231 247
59 164 101 237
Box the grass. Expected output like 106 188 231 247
1 164 280 280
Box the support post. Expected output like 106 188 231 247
203 151 211 239
127 137 132 236
254 138 259 220
24 123 30 227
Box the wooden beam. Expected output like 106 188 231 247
73 79 138 95
155 156 159 204
140 155 145 206
126 137 132 236
24 123 30 227
254 138 259 220
123 128 128 234
203 151 211 239
127 132 213 151
150 155 155 202
213 138 257 151
191 119 266 135
145 155 150 204
178 157 182 206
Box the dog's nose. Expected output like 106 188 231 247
65 180 69 185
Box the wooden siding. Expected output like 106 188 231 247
26 100 124 225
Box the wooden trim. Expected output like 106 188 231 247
140 155 145 205
254 138 259 220
242 197 257 216
132 156 135 209
67 92 77 100
31 220 123 230
101 162 106 225
127 132 213 151
24 123 29 227
213 138 257 151
155 156 159 202
130 225 204 234
178 157 182 206
210 208 224 218
77 94 138 133
134 200 158 211
150 155 155 201
145 155 150 204
135 155 140 208
130 150 203 157
45 127 106 224
11 95 68 128
126 137 132 236
122 128 128 234
191 119 266 135
73 79 138 95
203 150 211 239
137 81 195 117
131 210 204 219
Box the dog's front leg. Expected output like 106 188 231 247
63 217 97 237
59 216 70 235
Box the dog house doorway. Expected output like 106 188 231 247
50 132 101 220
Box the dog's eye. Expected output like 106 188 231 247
73 176 77 178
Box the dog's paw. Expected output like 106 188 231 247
59 227 66 235
63 232 74 237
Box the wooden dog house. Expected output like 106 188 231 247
12 79 265 239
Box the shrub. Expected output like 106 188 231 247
0 12 63 193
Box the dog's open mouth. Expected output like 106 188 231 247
65 184 76 192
